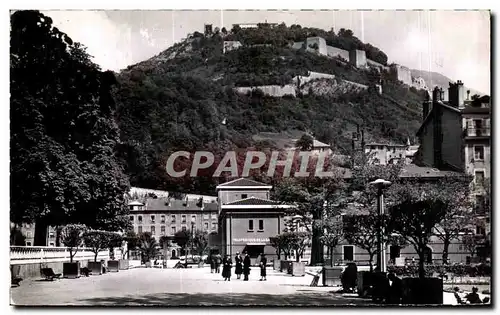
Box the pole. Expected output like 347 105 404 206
191 223 194 262
377 187 387 273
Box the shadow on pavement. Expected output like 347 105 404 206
75 292 371 306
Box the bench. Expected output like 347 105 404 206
81 267 90 277
306 269 322 287
41 268 62 281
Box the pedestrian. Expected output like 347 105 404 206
210 254 215 273
222 254 232 281
259 253 267 281
386 273 403 304
243 251 251 281
235 252 243 279
216 254 222 273
465 287 482 304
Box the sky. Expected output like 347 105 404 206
42 10 491 94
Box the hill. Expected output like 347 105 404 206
410 69 485 97
113 25 427 194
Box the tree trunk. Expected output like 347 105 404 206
33 218 48 246
368 251 375 272
330 246 334 267
418 250 425 279
94 251 98 262
69 249 74 263
55 226 61 247
442 237 450 264
310 211 324 266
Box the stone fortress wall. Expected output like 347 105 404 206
223 36 428 91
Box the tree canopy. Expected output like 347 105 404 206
10 10 131 243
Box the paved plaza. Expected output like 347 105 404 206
10 267 368 306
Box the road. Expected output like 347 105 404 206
11 267 369 306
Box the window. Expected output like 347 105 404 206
26 242 32 246
474 146 485 160
476 226 485 235
171 226 176 235
160 215 165 223
204 222 209 230
151 226 155 235
129 216 134 222
171 215 176 223
138 226 143 234
191 215 196 222
138 215 143 223
181 215 187 224
182 226 187 232
161 226 165 235
475 171 485 186
475 195 486 214
258 220 264 231
248 220 254 231
212 223 217 231
49 242 54 247
242 194 248 199
203 213 209 220
211 213 217 219
151 215 155 223
343 245 354 261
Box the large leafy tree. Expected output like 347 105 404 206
10 10 130 244
387 176 471 278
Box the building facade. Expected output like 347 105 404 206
216 178 292 264
416 83 491 238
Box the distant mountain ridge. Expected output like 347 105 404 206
410 69 486 97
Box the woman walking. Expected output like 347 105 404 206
234 252 243 279
222 255 232 281
243 252 251 281
259 253 267 281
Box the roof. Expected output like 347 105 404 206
130 198 217 212
461 106 490 114
216 178 272 189
313 139 331 148
365 143 407 147
399 164 464 178
128 200 144 206
225 197 280 206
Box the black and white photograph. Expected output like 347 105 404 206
8 6 492 307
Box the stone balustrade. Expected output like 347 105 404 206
10 246 110 265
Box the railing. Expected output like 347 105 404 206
10 246 110 265
464 127 490 137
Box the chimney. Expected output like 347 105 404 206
467 89 471 100
448 80 465 108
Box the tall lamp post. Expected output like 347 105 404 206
369 178 392 273
191 219 196 262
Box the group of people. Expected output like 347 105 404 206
209 252 268 281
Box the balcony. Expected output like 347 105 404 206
464 127 490 138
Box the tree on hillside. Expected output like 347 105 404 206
295 134 314 151
10 10 131 244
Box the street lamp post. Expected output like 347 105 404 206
369 179 392 273
191 220 195 262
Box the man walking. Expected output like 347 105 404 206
235 252 243 280
243 252 251 281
